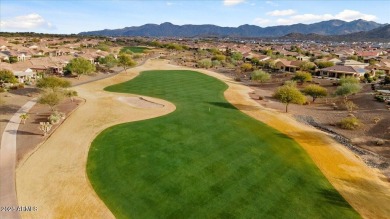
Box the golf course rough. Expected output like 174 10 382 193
87 70 360 218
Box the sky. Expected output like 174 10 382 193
1 0 389 34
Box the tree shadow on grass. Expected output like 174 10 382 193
207 102 260 111
317 188 354 209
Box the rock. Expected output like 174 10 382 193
376 140 385 146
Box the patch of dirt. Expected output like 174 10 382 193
16 98 84 164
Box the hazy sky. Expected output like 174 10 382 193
1 0 389 34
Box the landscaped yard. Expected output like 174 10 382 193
87 70 360 218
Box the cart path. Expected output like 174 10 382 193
0 98 37 219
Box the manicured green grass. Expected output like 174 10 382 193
87 70 360 219
121 46 149 53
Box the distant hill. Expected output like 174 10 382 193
79 19 384 37
281 24 390 41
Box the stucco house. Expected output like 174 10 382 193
319 65 366 78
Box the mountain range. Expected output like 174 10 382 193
79 19 385 38
281 24 390 41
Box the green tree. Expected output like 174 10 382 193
317 61 334 69
384 76 390 85
64 89 78 102
292 71 312 83
38 91 64 111
36 76 71 91
209 48 222 55
251 70 271 83
299 62 316 71
302 84 328 102
264 59 276 70
99 54 118 69
240 63 253 72
66 57 96 79
0 69 18 84
96 43 110 52
273 85 306 112
9 56 18 63
231 52 243 61
197 59 212 69
369 59 377 65
335 83 362 100
251 57 260 66
212 54 226 62
347 55 358 61
118 54 136 72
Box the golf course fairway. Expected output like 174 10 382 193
87 70 360 218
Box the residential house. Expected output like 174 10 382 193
13 68 37 83
356 51 381 63
0 45 8 51
319 65 366 78
296 55 310 62
339 59 369 68
0 51 9 62
275 60 304 72
366 59 390 75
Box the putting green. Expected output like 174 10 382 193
87 70 360 218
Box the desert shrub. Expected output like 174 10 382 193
48 111 65 124
339 76 360 85
339 117 361 130
335 83 362 99
292 71 312 83
344 100 358 112
197 59 212 69
376 70 385 76
284 80 297 87
0 69 18 83
0 87 6 92
18 83 25 89
251 70 271 83
212 60 221 67
375 95 385 102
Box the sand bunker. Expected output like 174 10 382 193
118 96 164 108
